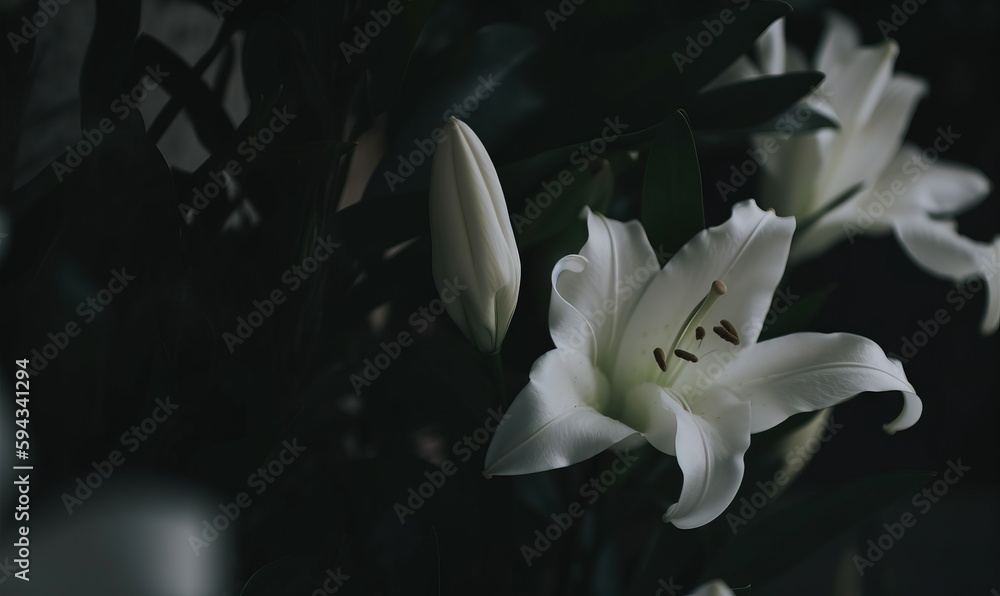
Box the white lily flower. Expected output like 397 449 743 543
429 118 521 353
483 200 921 528
724 14 997 334
687 580 736 596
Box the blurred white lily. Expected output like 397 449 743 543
484 201 921 528
721 14 997 334
687 580 736 596
429 118 520 353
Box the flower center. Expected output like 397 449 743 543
652 279 741 388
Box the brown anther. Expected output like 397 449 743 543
695 326 706 341
720 319 739 338
713 325 740 346
674 349 699 363
653 347 668 372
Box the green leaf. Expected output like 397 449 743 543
758 285 835 341
514 158 615 248
689 72 827 131
696 106 839 146
709 471 935 587
368 0 440 114
641 109 704 259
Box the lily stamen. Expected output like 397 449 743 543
674 349 699 363
720 319 738 336
660 280 728 385
653 347 668 372
713 325 740 346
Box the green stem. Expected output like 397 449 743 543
486 350 507 410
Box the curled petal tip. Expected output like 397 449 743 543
482 471 493 480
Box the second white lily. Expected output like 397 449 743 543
721 15 998 333
484 200 922 528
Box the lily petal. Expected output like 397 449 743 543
760 128 837 216
894 218 1000 334
815 11 861 76
757 19 786 76
788 190 862 265
899 148 992 216
791 136 988 265
483 349 636 476
614 200 795 391
717 332 921 434
817 74 926 207
824 39 898 132
706 55 761 91
549 208 658 369
626 384 751 529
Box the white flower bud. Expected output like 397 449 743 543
429 118 520 353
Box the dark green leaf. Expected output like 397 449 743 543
368 0 440 114
514 158 614 248
689 72 826 131
641 109 704 258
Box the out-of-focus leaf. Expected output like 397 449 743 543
366 23 544 199
79 0 139 127
689 71 826 131
367 0 440 114
514 158 614 248
641 110 703 259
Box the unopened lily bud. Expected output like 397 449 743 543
429 118 520 353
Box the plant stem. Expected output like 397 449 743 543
486 350 507 410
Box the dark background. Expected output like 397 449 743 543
0 0 997 594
